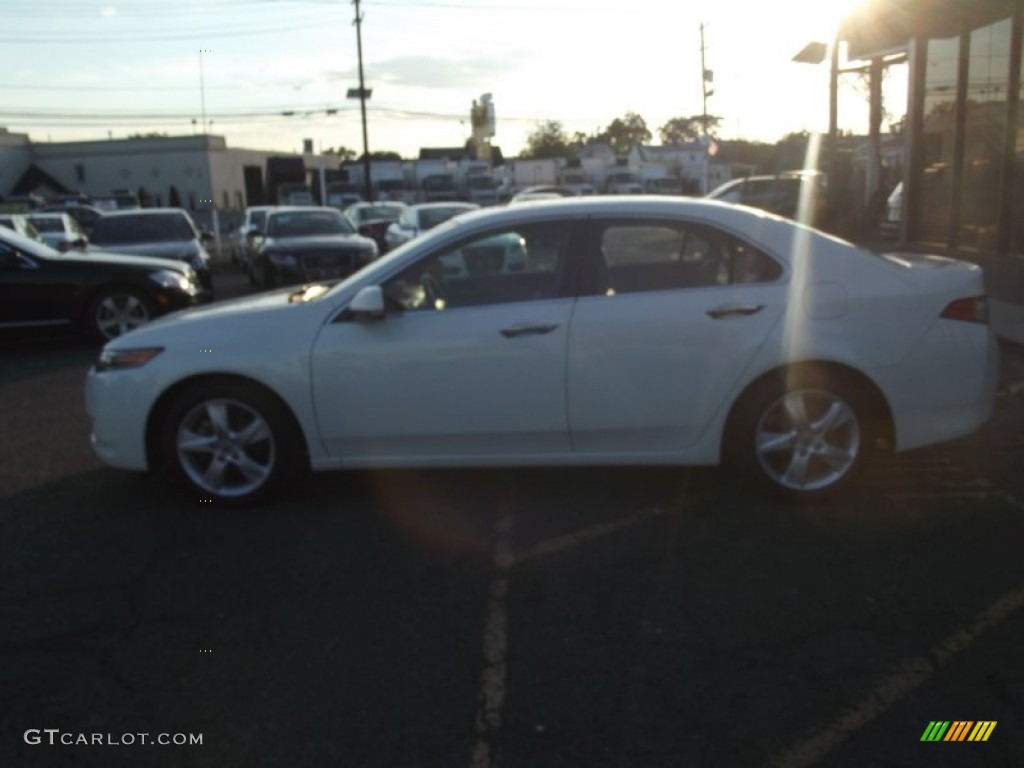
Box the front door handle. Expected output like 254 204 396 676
706 304 764 319
500 323 560 338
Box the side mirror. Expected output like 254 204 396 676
348 285 385 320
200 230 215 242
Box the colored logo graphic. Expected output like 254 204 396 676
920 721 997 742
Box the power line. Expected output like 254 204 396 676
0 18 330 43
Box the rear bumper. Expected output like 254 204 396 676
874 320 1000 452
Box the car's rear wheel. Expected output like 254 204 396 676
88 287 153 341
730 371 872 499
160 381 302 506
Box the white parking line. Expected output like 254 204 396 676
509 506 665 567
771 583 1024 768
470 511 514 768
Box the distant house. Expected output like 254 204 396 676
629 143 713 194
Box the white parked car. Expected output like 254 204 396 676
85 197 999 506
26 212 88 251
384 202 479 251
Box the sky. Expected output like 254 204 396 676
0 0 891 158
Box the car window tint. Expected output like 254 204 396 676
594 222 782 294
383 222 570 312
598 224 727 294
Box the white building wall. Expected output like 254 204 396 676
31 136 219 208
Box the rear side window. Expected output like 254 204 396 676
593 221 781 295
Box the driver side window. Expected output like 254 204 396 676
382 222 571 312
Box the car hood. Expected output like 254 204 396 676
65 248 192 273
88 241 197 258
264 234 373 250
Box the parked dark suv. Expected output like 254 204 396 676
707 171 827 226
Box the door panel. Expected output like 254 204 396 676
310 220 579 461
567 219 786 453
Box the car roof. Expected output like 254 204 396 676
267 206 341 216
98 207 190 218
411 202 479 211
444 195 837 250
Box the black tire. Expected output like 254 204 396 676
87 286 154 342
728 369 874 500
159 380 303 507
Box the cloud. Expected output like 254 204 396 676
322 55 511 90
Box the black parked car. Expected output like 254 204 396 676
0 226 205 341
88 209 215 297
250 207 378 289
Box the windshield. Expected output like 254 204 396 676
419 206 472 230
91 213 195 244
28 216 65 233
356 205 403 223
267 210 355 237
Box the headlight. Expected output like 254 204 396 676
267 252 298 268
149 269 196 293
95 346 164 372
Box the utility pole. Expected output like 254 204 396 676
699 23 710 137
353 0 372 202
699 23 714 194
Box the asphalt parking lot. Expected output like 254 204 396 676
2 261 1024 767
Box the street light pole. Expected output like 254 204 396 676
353 0 372 201
198 49 209 134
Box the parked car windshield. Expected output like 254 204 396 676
91 213 195 244
27 216 65 233
267 210 355 237
355 205 403 223
419 206 472 230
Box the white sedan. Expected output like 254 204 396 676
85 197 999 506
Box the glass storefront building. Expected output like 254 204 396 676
842 0 1023 303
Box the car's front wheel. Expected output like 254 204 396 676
160 381 302 506
88 287 153 341
730 371 873 499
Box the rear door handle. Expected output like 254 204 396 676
706 304 764 319
500 323 560 338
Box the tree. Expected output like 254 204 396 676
522 120 573 159
359 151 402 161
592 111 651 156
323 146 357 162
658 115 721 145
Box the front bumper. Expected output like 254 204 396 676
85 365 155 471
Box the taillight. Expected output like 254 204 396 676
940 296 989 324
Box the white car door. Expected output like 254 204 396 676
567 218 786 453
311 220 579 461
